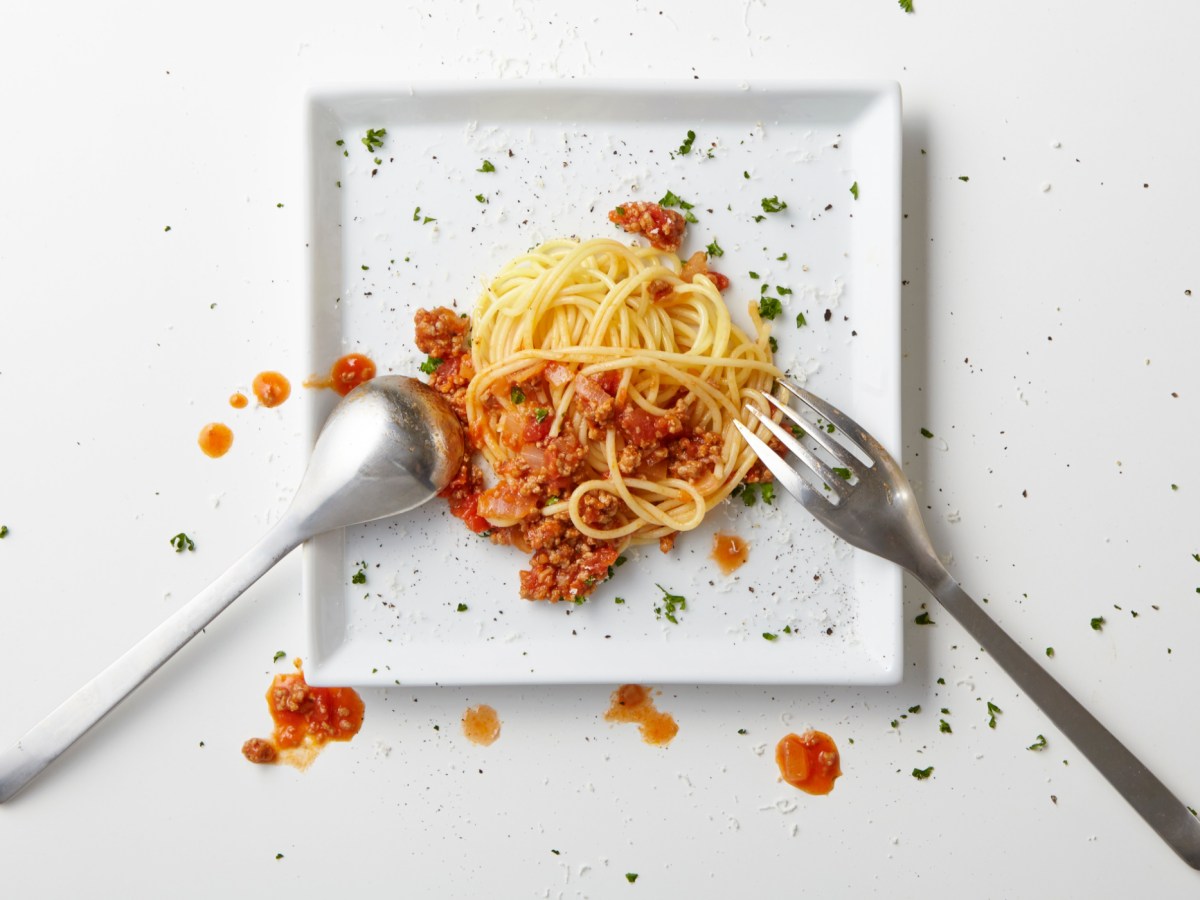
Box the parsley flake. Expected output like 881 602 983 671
939 719 952 734
677 129 696 156
169 532 195 553
899 0 914 10
535 407 549 423
768 336 778 353
361 128 387 152
0 525 7 539
655 584 687 624
456 603 468 612
419 356 443 374
1028 734 1048 751
625 873 639 883
986 701 1003 729
1046 647 1055 657
912 766 934 780
958 175 970 182
510 386 525 404
659 190 683 208
760 196 787 213
908 705 921 714
478 160 496 173
351 562 367 585
475 193 486 203
615 597 625 604
758 296 783 320
273 650 286 663
1090 616 1106 631
705 239 724 258
832 466 852 481
920 427 934 438
796 312 807 327
762 632 778 641
776 285 793 296
749 271 760 279
914 611 934 625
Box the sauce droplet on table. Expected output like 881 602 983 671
252 371 291 407
775 730 842 795
604 684 678 746
198 422 233 458
462 704 501 745
242 668 364 769
304 353 377 396
229 392 248 409
711 531 749 573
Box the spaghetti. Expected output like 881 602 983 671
416 207 781 602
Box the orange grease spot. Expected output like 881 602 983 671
711 532 749 574
198 422 233 458
604 684 678 746
229 392 248 409
252 371 291 407
775 730 842 795
462 704 501 745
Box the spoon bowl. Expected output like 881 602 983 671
0 375 464 802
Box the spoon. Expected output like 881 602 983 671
0 375 465 802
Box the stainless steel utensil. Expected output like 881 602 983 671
735 378 1200 869
0 376 465 803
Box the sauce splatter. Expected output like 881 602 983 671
252 371 291 407
462 704 501 745
241 667 364 769
304 353 377 396
604 684 678 746
775 730 842 795
229 392 248 409
711 532 749 573
198 422 233 458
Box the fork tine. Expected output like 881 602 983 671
760 391 865 475
775 379 885 463
742 405 847 503
732 420 819 503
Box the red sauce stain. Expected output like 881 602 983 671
242 667 364 770
252 371 291 408
462 704 502 746
304 353 377 396
604 684 678 746
711 531 749 574
229 392 248 409
198 422 233 458
776 730 842 795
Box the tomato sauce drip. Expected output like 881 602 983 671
229 392 248 409
462 704 502 746
242 668 364 769
252 371 291 407
775 730 842 795
711 532 749 574
604 684 678 746
198 422 233 458
305 353 377 396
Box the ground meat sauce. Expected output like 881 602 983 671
604 684 679 746
775 730 842 795
242 667 364 768
608 201 687 253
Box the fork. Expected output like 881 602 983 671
734 378 1200 869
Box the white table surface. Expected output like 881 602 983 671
2 2 1198 896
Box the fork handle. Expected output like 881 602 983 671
917 563 1200 869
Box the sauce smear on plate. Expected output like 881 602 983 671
462 704 502 745
242 667 364 769
305 353 377 396
604 684 678 746
775 730 842 795
711 532 749 573
198 422 233 458
252 371 291 407
229 392 249 409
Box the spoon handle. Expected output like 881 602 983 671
0 521 302 803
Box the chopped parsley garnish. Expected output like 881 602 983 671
782 625 792 634
614 205 626 216
615 597 625 604
899 0 914 11
510 386 525 404
768 336 778 353
544 496 560 507
419 356 443 374
456 603 468 612
908 705 921 714
351 562 367 585
361 128 387 152
659 190 682 207
758 296 783 319
677 129 696 156
850 181 860 200
760 483 775 504
796 312 807 327
1046 647 1055 657
743 170 750 179
920 427 934 438
335 139 344 147
737 728 747 734
914 611 934 625
164 225 171 232
936 677 945 685
0 525 8 538
615 555 628 567
478 160 496 173
413 207 421 221
986 701 1003 729
832 467 852 481
705 239 724 257
958 175 970 182
475 194 486 203
939 719 952 734
777 252 788 261
1028 734 1048 751
776 286 793 296
753 214 766 223
1090 616 1106 631
169 532 195 553
762 632 778 641
760 196 787 213
535 407 549 423
273 651 286 663
748 271 760 279
655 584 686 624
912 766 933 780
625 873 639 883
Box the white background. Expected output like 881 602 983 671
1 1 1198 896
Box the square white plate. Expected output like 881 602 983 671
302 81 902 686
